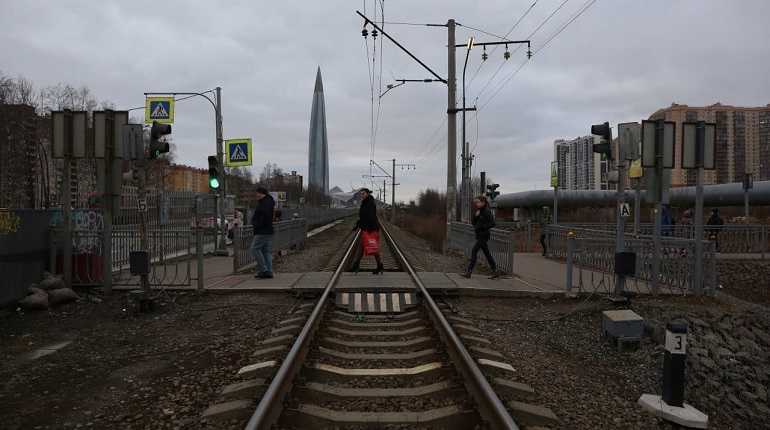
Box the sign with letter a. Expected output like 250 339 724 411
620 202 631 218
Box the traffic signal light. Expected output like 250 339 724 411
207 156 220 190
486 183 500 200
591 121 612 158
149 121 171 159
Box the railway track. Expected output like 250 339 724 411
203 224 558 429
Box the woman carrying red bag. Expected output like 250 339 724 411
352 188 384 275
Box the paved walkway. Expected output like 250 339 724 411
116 252 674 296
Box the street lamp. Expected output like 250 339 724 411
461 37 474 222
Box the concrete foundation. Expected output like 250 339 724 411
638 393 708 429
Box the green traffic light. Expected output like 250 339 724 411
209 178 220 189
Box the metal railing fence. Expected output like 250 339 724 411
232 219 308 273
50 226 217 286
556 222 769 256
544 225 717 294
447 222 515 274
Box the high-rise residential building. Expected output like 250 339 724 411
649 103 770 186
308 67 329 194
553 136 609 190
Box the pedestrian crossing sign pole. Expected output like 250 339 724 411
225 138 252 167
145 96 175 125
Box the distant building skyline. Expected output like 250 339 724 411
308 67 329 194
553 136 609 191
650 102 770 187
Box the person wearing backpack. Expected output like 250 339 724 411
462 195 503 279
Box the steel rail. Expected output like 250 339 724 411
244 230 361 430
380 223 520 430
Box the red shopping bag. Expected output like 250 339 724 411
361 230 380 256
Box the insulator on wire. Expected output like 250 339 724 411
372 29 378 38
527 48 532 59
362 28 368 38
504 44 511 60
482 46 488 61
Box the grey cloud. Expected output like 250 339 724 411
2 0 769 201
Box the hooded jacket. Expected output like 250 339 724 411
251 194 275 235
356 195 379 231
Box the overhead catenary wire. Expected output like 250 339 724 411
416 117 448 162
372 0 385 162
477 0 597 112
473 0 571 103
534 0 598 55
362 0 375 171
468 0 597 161
456 22 510 41
466 0 541 89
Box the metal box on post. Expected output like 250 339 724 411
129 251 150 275
602 310 644 349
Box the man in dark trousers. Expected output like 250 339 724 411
251 187 275 278
462 195 502 279
706 208 724 252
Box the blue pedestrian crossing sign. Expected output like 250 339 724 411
225 138 252 167
145 96 175 124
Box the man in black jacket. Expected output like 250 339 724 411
250 187 275 278
462 195 502 279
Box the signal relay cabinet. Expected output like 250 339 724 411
602 310 645 347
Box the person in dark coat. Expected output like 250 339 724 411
352 188 383 274
250 187 275 278
706 208 724 252
462 195 502 279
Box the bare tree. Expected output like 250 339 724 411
0 72 37 106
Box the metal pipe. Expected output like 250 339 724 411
497 180 770 208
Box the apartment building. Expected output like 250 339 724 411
553 136 609 190
649 103 770 186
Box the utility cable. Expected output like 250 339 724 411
473 0 570 103
466 0 540 89
476 0 597 112
534 0 598 55
456 22 509 41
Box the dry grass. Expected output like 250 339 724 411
396 213 446 252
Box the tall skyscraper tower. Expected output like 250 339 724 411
308 67 329 194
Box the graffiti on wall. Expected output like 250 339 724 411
0 209 21 235
50 209 104 254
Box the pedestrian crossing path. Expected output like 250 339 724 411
335 291 418 313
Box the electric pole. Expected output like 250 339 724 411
214 86 228 256
447 19 457 242
390 159 415 222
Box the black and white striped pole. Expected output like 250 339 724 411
638 322 708 428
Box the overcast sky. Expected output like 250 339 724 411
2 0 769 201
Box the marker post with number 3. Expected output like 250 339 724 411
663 322 688 407
638 320 707 428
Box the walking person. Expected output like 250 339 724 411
538 217 549 257
462 196 503 279
251 187 275 279
351 188 384 275
706 208 724 252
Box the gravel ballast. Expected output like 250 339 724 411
272 217 356 273
0 292 296 430
448 295 770 430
